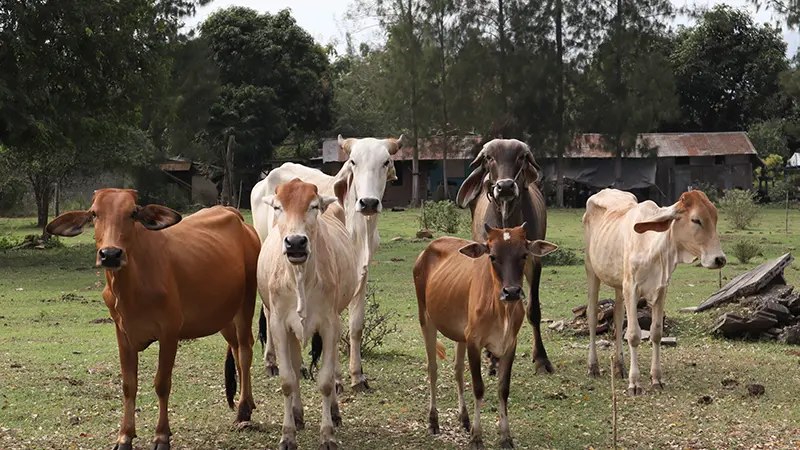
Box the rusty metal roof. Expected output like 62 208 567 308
566 132 757 159
322 135 482 163
159 158 192 171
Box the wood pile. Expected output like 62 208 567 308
569 297 661 335
701 253 800 345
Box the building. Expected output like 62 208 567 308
158 158 220 206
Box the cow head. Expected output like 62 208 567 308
333 134 407 215
264 178 337 265
45 189 181 270
633 190 727 269
456 139 540 209
459 223 558 302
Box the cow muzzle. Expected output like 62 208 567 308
702 253 727 269
98 247 125 270
492 179 519 202
357 197 381 215
283 234 309 264
500 285 525 302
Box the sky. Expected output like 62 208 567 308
184 0 800 57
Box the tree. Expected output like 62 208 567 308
0 0 193 228
671 5 788 132
749 119 790 159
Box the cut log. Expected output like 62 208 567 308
755 300 792 325
711 313 747 338
572 304 587 319
597 304 615 323
696 253 794 312
779 324 800 345
745 311 779 335
661 336 677 347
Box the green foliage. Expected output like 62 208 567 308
692 181 720 203
719 189 760 230
769 178 798 204
542 247 583 266
418 200 464 234
0 234 20 250
749 121 790 159
731 238 762 264
339 284 398 357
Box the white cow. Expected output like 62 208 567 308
258 179 358 450
252 134 406 391
583 189 726 395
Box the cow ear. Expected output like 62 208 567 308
333 164 353 206
483 222 494 234
46 211 92 237
633 207 677 234
456 165 487 208
135 205 181 231
319 196 337 213
397 134 408 149
527 239 558 257
338 135 355 155
459 242 489 259
387 160 398 181
524 148 540 185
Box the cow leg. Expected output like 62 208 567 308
348 281 369 392
331 355 343 427
650 288 666 390
526 261 553 374
234 302 256 421
497 343 516 449
586 267 601 378
152 337 178 450
273 315 298 450
262 302 279 377
467 344 485 450
333 351 344 396
613 289 627 379
420 316 440 435
455 342 470 432
113 324 138 450
623 282 643 396
288 332 305 431
318 322 340 449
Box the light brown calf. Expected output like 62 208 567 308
413 223 557 449
46 189 260 450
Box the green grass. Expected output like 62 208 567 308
1 207 800 449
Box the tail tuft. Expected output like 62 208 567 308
225 346 237 410
257 304 267 348
308 332 323 379
436 340 446 360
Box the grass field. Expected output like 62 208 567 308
1 206 800 450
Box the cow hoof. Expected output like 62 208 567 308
279 440 298 450
652 381 665 390
293 407 305 430
301 366 310 380
335 382 344 395
351 380 371 393
614 362 627 379
331 403 342 427
469 438 485 450
319 441 339 450
487 365 497 376
500 438 515 449
236 400 253 423
534 358 555 374
460 412 471 432
113 443 133 450
266 364 279 377
428 411 440 435
150 442 170 450
627 386 644 396
588 363 601 378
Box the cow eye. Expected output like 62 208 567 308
489 255 497 262
383 160 390 167
692 218 702 226
350 160 356 167
311 204 319 210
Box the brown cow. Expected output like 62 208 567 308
45 189 260 450
455 138 552 375
414 223 557 449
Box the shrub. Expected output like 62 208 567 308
542 247 583 266
0 235 21 250
731 238 762 264
718 189 759 230
339 284 398 357
692 181 719 203
418 200 464 234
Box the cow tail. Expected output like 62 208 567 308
257 303 267 349
436 340 446 360
308 332 323 380
225 345 237 410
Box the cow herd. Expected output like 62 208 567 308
44 134 726 450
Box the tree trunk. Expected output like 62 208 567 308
614 150 623 188
498 0 508 114
614 0 624 188
221 134 235 206
555 0 565 208
438 11 450 200
54 179 60 217
32 175 52 231
409 0 421 207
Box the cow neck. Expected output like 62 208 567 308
104 226 152 309
490 197 523 229
343 186 377 270
477 258 521 345
651 225 682 284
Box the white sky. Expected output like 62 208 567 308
183 0 800 57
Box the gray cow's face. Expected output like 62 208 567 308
456 139 540 209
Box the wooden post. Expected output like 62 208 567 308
786 171 790 235
719 269 722 289
611 354 617 450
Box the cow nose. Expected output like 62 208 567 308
501 286 523 301
284 235 308 249
98 248 123 267
715 255 727 268
494 179 516 198
358 197 380 214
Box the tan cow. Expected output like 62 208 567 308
46 189 260 450
583 189 726 395
414 223 557 449
258 179 358 450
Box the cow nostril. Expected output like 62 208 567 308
99 248 122 260
715 256 727 267
285 235 308 248
359 198 380 210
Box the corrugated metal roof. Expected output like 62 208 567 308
159 159 192 171
566 132 757 158
322 135 482 163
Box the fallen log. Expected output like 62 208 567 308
696 253 794 312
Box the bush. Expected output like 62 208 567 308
542 247 583 266
0 235 21 250
718 189 759 229
418 200 464 234
731 238 762 264
692 181 720 203
339 284 398 357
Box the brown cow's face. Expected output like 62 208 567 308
264 178 337 265
456 139 540 208
633 190 727 269
460 223 558 302
45 189 181 270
